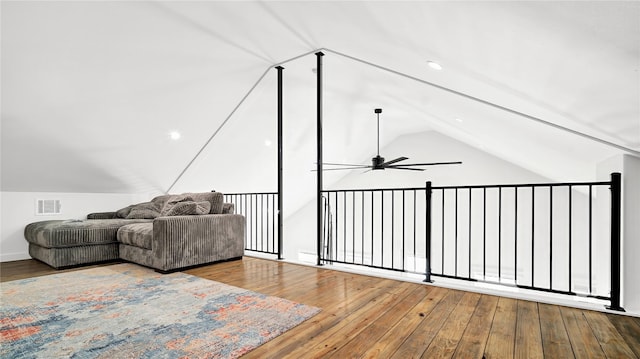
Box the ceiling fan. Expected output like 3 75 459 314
322 108 462 172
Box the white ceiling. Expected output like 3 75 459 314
1 1 639 194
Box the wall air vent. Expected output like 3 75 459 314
36 199 62 215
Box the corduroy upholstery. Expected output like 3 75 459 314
86 212 117 220
24 193 244 271
28 242 121 269
25 219 152 248
118 214 245 272
117 223 154 250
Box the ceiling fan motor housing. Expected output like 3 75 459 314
372 155 385 169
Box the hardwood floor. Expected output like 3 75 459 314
2 257 640 358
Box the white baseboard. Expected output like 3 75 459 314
1 252 31 262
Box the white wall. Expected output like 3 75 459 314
0 192 148 262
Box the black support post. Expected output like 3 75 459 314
425 181 433 283
316 52 324 266
276 66 284 260
606 172 624 311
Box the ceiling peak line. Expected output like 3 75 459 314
272 48 326 68
321 48 640 158
165 67 272 194
165 48 325 194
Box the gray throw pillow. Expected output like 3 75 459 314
160 195 194 216
126 202 161 219
164 201 211 216
181 192 224 214
116 205 134 218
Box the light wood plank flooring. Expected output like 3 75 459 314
2 257 640 358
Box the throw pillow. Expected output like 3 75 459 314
164 201 211 216
160 195 194 216
116 205 134 218
125 202 161 219
181 192 224 214
151 194 173 210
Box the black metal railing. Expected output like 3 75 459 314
320 187 428 274
225 193 281 257
320 173 623 310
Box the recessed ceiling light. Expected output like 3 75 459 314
427 61 443 71
264 139 273 147
169 131 181 140
455 118 463 123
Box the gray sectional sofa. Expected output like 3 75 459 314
24 192 245 272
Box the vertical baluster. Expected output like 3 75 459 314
515 187 518 284
455 188 458 277
335 191 339 262
442 188 445 275
265 194 269 252
352 191 356 263
261 194 264 252
392 191 395 269
498 187 502 281
322 194 328 261
483 187 486 280
468 188 472 279
343 191 347 263
568 185 572 293
371 191 374 266
273 193 276 254
549 186 553 291
589 185 593 294
413 190 417 272
532 187 535 287
381 190 385 268
402 190 405 272
362 191 365 264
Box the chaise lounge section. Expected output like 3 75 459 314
24 192 245 272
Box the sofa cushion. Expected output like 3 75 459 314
118 223 154 250
126 202 161 219
24 219 152 248
181 192 224 214
164 201 211 216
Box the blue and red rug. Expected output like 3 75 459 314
0 263 320 358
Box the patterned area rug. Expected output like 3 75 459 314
1 263 320 358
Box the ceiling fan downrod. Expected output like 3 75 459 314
375 108 382 157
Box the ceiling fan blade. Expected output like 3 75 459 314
386 166 425 171
392 161 462 167
380 156 409 166
312 166 373 172
318 162 368 167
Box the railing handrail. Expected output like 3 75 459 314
323 179 611 194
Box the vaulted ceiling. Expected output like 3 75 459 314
2 1 639 194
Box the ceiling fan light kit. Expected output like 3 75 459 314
322 108 462 172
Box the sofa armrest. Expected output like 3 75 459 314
151 214 245 271
87 212 117 219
